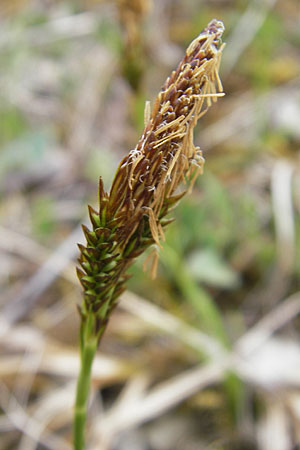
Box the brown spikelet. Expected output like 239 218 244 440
77 19 225 342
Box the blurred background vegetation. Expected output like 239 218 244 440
0 1 300 449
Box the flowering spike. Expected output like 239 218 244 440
77 19 225 343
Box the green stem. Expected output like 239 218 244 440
73 337 97 450
162 244 228 345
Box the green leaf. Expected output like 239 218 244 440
187 248 240 289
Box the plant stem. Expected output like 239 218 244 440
73 337 97 450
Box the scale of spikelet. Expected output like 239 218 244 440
77 19 225 342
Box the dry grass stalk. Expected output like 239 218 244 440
77 19 225 342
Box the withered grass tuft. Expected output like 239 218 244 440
74 19 225 450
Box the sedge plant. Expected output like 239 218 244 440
74 19 225 450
